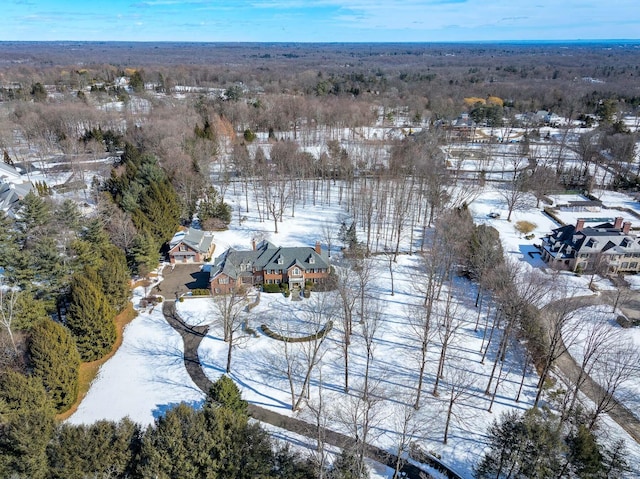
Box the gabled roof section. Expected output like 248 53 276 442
0 181 33 217
169 227 214 254
0 163 22 181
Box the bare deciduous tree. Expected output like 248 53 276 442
211 286 250 373
588 339 640 429
561 312 619 423
335 264 358 393
442 368 476 444
432 284 461 397
0 284 20 356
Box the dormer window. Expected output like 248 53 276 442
277 256 284 265
309 256 315 264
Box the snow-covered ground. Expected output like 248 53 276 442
69 182 640 478
564 305 640 409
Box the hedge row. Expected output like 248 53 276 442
191 289 211 296
260 321 333 343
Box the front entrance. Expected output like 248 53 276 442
289 279 303 290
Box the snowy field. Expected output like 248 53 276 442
69 182 640 478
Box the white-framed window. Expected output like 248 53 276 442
309 256 315 264
214 288 221 294
293 267 300 275
219 277 229 285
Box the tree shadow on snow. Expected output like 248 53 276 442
151 398 205 420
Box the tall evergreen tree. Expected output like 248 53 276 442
55 199 82 235
207 375 248 416
82 217 111 247
13 289 49 331
99 244 131 311
0 211 18 270
107 145 181 250
136 403 216 479
138 179 181 243
205 405 275 479
0 371 55 479
129 229 160 274
66 269 116 361
47 419 140 479
15 191 52 246
29 319 81 412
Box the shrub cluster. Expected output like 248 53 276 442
190 288 211 296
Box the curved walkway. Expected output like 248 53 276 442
539 291 640 443
162 300 463 479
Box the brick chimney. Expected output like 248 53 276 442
614 216 623 229
623 222 631 234
575 219 585 232
251 239 256 251
315 241 321 254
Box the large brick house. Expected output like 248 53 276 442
210 240 330 294
168 227 215 265
541 217 640 273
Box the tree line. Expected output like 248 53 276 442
0 374 341 479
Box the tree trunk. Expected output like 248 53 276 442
226 330 233 373
443 389 454 444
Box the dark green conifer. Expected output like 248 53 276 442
29 319 80 412
66 268 116 361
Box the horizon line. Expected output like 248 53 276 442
1 39 639 45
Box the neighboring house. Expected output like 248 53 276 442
0 162 23 183
168 227 215 264
0 181 33 218
541 217 640 273
210 240 330 295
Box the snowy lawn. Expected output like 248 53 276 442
67 288 205 426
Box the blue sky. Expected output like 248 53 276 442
2 0 639 42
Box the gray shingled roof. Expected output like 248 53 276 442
183 228 214 254
0 181 33 217
544 221 640 259
211 241 329 281
170 227 214 254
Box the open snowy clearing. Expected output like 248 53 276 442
67 286 205 426
69 182 640 478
